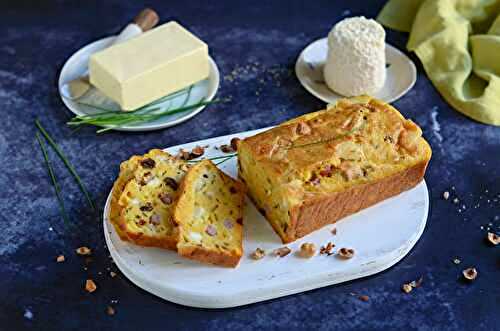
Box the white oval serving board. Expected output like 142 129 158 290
104 127 429 308
58 36 220 132
295 38 416 104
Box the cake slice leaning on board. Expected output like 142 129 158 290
237 96 432 243
174 160 246 267
110 149 190 250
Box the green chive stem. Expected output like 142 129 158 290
35 119 95 210
35 132 70 224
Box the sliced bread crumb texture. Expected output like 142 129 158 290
113 149 190 250
174 160 245 267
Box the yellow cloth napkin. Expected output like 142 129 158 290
377 0 500 126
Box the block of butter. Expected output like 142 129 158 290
89 21 209 111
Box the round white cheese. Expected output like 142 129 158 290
323 16 386 97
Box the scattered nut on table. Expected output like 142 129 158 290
320 242 335 255
56 255 65 263
85 279 97 293
273 246 291 257
462 267 478 281
251 248 266 260
106 306 115 316
402 283 413 293
337 247 355 259
299 243 316 258
190 145 205 157
487 232 499 245
76 246 92 256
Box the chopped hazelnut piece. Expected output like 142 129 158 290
319 165 334 177
358 295 369 302
443 191 450 200
273 246 291 257
453 258 461 265
409 276 423 288
299 243 316 258
402 283 413 293
320 242 335 255
462 267 478 281
487 232 499 245
337 248 355 259
85 279 97 293
251 248 266 260
296 122 311 135
76 246 92 256
191 145 205 157
110 271 117 278
106 306 115 316
140 158 156 169
331 228 337 235
230 137 241 151
339 161 363 181
163 177 178 190
453 198 459 204
56 255 65 263
205 224 217 237
220 144 234 153
177 149 195 160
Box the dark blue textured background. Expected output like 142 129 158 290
1 1 499 330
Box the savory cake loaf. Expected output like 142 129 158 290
237 96 432 243
174 160 245 267
110 149 190 250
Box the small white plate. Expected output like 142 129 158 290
58 36 220 132
103 127 429 308
295 38 416 104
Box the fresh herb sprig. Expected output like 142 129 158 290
68 98 217 133
214 154 236 166
35 119 95 210
288 125 365 150
186 153 238 163
67 85 220 133
36 132 70 224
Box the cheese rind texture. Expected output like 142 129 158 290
89 21 209 111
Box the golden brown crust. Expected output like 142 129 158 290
125 230 177 250
174 160 246 267
284 160 429 243
177 245 241 268
238 96 432 244
109 149 187 251
109 157 141 241
174 160 245 268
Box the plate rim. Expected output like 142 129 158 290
58 36 220 132
295 37 417 104
102 129 429 308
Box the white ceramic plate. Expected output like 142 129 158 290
58 36 220 132
295 38 416 104
103 127 429 308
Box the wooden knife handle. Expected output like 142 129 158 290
133 8 159 32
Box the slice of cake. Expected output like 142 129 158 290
109 154 145 241
174 160 245 267
237 96 432 243
110 149 190 250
